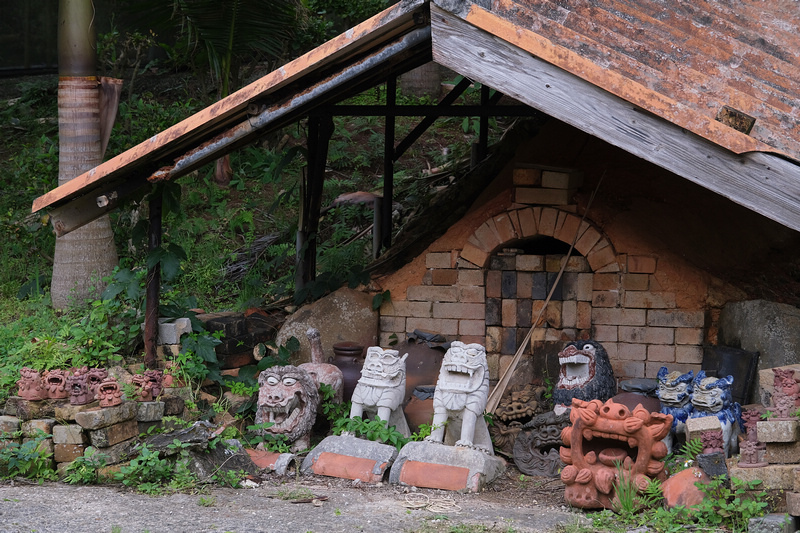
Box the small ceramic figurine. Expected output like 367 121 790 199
96 377 124 408
656 367 694 453
17 367 48 401
67 370 94 405
43 369 70 399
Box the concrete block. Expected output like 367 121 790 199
5 397 65 421
731 463 797 490
0 415 21 436
301 434 397 483
541 169 583 189
749 512 797 532
86 437 137 465
512 167 542 186
52 424 88 444
75 401 137 430
686 416 722 443
21 418 56 437
758 420 800 443
88 419 139 448
787 492 800 517
136 402 165 423
765 442 800 464
54 401 100 422
514 187 575 206
157 317 192 345
54 443 87 463
389 441 506 493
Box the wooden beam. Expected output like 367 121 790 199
430 5 800 232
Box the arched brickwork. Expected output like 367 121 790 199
459 206 619 272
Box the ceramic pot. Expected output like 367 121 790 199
332 342 364 403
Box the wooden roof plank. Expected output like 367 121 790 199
431 4 800 231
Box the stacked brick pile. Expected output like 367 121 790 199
1 396 183 475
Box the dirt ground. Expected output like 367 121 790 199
0 466 586 533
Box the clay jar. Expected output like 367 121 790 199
332 342 364 403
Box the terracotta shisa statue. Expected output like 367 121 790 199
43 369 70 399
773 368 800 407
143 370 164 399
254 365 320 452
17 367 48 401
96 377 124 408
740 408 765 450
130 374 155 402
67 369 94 405
299 327 344 403
86 368 109 399
425 341 493 453
700 429 724 454
772 389 796 420
349 346 410 436
560 398 672 509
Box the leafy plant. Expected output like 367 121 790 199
116 445 176 495
692 477 769 532
0 430 57 480
332 416 409 451
663 437 703 476
243 422 291 453
197 496 216 507
319 383 350 424
63 448 109 485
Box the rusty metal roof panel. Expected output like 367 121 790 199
32 0 428 213
479 0 800 161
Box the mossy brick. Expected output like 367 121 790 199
75 401 137 430
758 420 800 443
730 463 796 490
21 419 56 437
0 415 21 436
54 443 87 463
686 416 722 443
764 442 800 464
88 419 139 448
4 397 64 421
52 424 88 444
54 400 100 422
136 401 164 423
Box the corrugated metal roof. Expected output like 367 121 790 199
484 0 800 161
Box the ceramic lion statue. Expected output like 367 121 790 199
255 365 320 452
350 346 410 436
426 341 493 453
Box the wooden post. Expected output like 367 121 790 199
381 77 397 252
144 187 162 370
296 114 334 296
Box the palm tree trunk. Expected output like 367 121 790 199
51 0 118 309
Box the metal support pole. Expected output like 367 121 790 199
144 187 162 370
381 77 396 252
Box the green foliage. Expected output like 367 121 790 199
197 495 217 507
0 430 57 481
333 416 409 451
116 440 201 495
243 422 292 453
692 477 769 532
211 468 246 488
63 449 109 485
663 438 704 476
319 383 350 424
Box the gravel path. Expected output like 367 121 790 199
0 479 585 533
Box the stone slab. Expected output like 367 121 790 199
86 438 136 465
22 437 53 455
21 418 56 437
88 419 139 448
765 442 800 464
54 443 87 463
301 435 397 483
749 512 798 533
4 397 67 421
686 416 722 443
136 401 164 422
0 415 21 436
697 452 728 479
389 441 506 493
54 401 100 422
52 424 88 445
75 402 136 430
731 462 797 490
787 492 800 517
759 420 800 443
